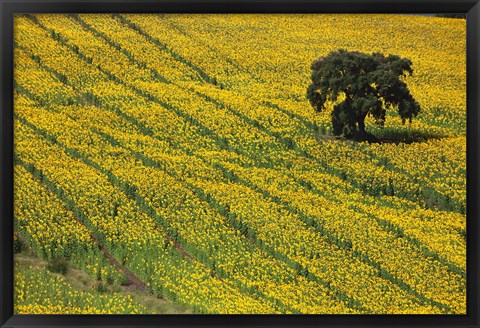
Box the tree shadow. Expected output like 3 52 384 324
317 128 450 145
360 128 450 144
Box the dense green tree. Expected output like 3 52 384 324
307 49 421 140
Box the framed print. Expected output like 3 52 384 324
1 0 479 327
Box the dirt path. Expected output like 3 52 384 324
88 233 149 293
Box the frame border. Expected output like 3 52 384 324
1 1 479 327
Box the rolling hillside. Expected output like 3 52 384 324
13 14 466 314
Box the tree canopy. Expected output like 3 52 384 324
306 49 421 140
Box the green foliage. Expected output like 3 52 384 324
47 257 70 275
117 275 131 287
307 49 421 140
14 238 25 254
93 282 108 293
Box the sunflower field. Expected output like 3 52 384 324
13 14 466 314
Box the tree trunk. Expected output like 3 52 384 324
357 118 366 139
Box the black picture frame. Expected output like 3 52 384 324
1 0 479 327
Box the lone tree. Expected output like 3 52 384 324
306 49 420 140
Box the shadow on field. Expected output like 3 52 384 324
317 128 449 145
368 128 449 144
